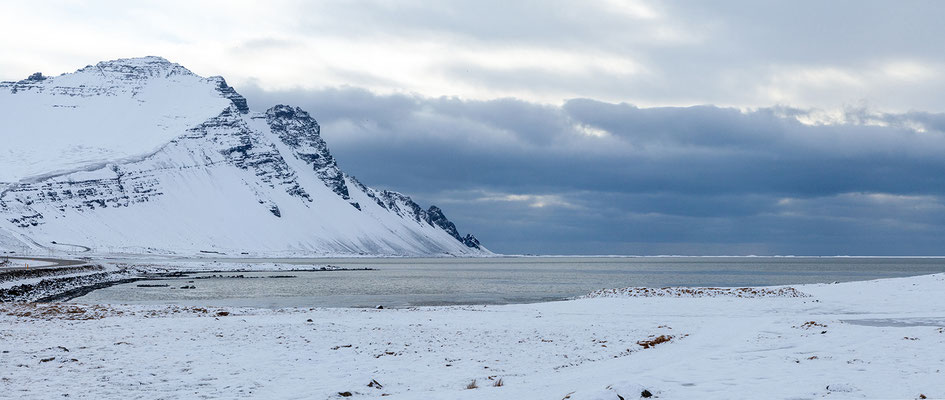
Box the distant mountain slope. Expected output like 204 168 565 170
0 57 487 256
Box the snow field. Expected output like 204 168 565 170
1 273 943 399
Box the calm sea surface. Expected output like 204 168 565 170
74 257 945 308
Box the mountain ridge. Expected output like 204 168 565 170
0 57 487 256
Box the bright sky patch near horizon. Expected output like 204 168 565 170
3 0 945 255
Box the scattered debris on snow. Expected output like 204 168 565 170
581 286 809 299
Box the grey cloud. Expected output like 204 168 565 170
231 38 301 52
282 1 945 110
666 1 945 64
294 1 685 49
236 84 945 254
9 1 945 255
12 1 945 111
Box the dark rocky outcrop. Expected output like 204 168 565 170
212 77 249 113
424 206 482 249
265 105 359 208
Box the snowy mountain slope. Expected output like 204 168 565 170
0 57 487 256
0 56 238 183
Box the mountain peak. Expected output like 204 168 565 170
266 104 314 121
92 56 250 113
101 55 173 65
80 56 195 80
25 72 46 81
0 56 488 256
0 56 240 182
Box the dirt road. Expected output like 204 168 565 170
0 256 89 272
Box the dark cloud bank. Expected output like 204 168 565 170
239 85 945 255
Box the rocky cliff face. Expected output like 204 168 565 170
265 105 355 207
0 57 485 256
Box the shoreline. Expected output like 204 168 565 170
1 273 943 399
1 264 379 303
5 255 945 307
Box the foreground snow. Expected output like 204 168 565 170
1 274 944 399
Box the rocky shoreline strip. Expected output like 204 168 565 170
0 263 377 303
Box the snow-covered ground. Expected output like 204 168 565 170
1 273 943 399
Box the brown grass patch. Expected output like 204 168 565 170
0 303 233 321
637 334 673 349
797 321 827 329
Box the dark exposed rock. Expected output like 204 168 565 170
348 176 388 210
1 164 162 228
265 105 357 208
462 234 481 249
8 212 44 228
348 176 483 249
192 105 313 205
0 265 103 283
376 190 425 223
0 270 136 303
424 206 482 249
425 205 461 240
211 76 249 113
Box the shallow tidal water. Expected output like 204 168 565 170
75 256 945 308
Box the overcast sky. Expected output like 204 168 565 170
3 1 945 255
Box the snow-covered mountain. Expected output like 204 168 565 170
0 57 487 256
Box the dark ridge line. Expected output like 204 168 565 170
35 277 145 303
25 267 377 302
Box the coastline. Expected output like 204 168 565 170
2 271 943 399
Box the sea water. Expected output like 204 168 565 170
74 256 945 308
